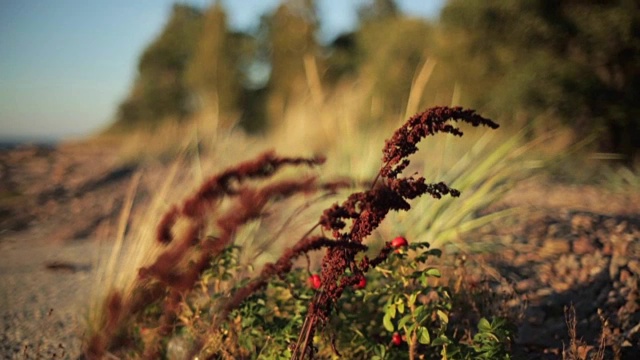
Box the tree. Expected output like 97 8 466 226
186 2 249 119
113 4 203 129
357 0 400 23
263 0 320 125
323 0 437 121
323 32 358 84
356 17 434 118
324 0 401 85
440 0 640 160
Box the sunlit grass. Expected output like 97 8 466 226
383 128 542 252
86 167 171 341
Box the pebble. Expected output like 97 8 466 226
573 236 596 254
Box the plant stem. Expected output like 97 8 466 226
409 299 418 360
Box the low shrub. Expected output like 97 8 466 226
85 106 515 359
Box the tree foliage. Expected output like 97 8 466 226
357 17 433 118
108 0 640 161
114 4 203 129
357 0 400 22
186 2 252 118
263 0 320 125
324 0 434 120
440 0 640 159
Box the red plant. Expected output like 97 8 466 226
206 106 498 359
85 106 498 359
86 152 348 358
291 106 498 358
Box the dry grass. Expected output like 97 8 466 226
86 164 177 349
562 304 608 360
84 146 344 357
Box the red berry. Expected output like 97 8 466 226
392 332 403 346
354 277 367 289
391 236 408 249
308 274 321 290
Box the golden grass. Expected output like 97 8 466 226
383 128 540 251
86 166 171 339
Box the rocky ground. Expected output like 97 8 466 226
473 210 640 359
1 142 639 359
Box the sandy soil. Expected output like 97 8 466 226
0 232 99 358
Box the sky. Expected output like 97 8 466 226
0 0 445 142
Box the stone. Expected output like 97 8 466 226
573 236 596 255
166 335 192 360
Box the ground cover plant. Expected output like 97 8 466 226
84 106 520 359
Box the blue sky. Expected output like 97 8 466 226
0 0 444 142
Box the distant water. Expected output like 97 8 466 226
0 138 58 151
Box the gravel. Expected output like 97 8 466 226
1 233 109 359
477 210 640 358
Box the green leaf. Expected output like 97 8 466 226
417 326 431 344
406 323 417 335
431 335 452 346
383 313 394 332
397 301 405 314
408 293 418 307
413 305 426 320
427 249 442 257
411 242 431 250
478 317 492 332
373 344 387 359
398 314 412 329
425 268 441 278
436 309 449 324
419 273 428 286
388 304 397 319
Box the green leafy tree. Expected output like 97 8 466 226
263 0 320 125
440 0 640 160
322 0 437 121
356 16 434 119
323 0 401 86
323 32 358 85
186 2 249 119
113 4 203 129
357 0 400 22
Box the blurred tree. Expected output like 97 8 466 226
323 32 358 84
355 2 434 119
262 0 320 125
323 0 400 86
440 0 640 160
357 0 399 22
324 0 435 121
186 2 252 120
113 4 203 129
